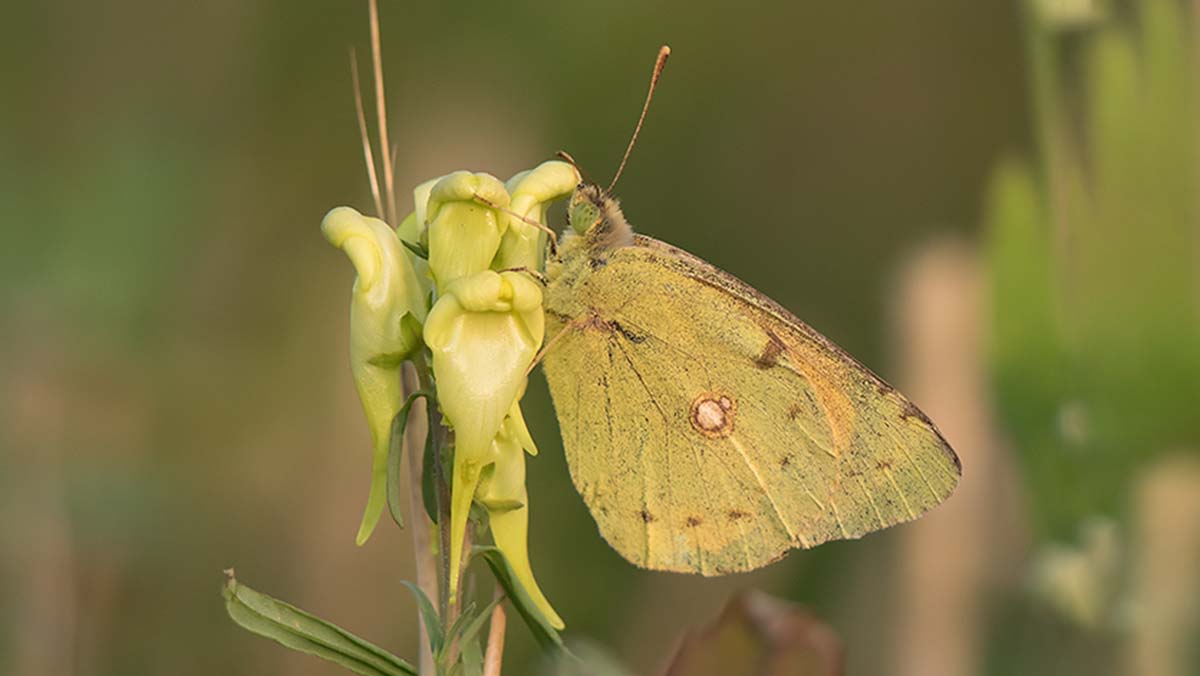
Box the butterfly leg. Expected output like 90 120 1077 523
525 313 591 376
496 266 549 286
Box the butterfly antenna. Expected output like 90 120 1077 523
608 45 671 193
555 150 593 186
350 50 384 219
368 0 397 225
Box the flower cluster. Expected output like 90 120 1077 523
323 160 578 629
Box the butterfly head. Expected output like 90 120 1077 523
567 183 633 250
568 184 605 236
555 45 669 257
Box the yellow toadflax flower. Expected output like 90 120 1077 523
423 269 544 602
321 206 429 545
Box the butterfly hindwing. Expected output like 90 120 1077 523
542 235 960 574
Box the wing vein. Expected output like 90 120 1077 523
829 499 850 538
728 435 803 547
894 426 942 502
612 313 715 385
883 467 915 519
614 339 670 425
695 432 761 571
609 338 658 566
856 474 886 529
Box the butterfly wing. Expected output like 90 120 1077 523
542 235 960 575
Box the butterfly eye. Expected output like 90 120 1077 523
568 201 601 236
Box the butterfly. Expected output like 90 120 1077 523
537 47 960 575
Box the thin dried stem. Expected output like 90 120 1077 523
401 363 437 675
350 52 384 219
367 0 396 224
482 584 508 676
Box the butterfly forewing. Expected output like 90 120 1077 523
542 235 960 575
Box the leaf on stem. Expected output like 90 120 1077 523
223 570 416 676
386 390 432 529
452 595 503 652
402 238 430 260
439 595 501 676
460 636 484 676
401 580 446 655
422 405 442 524
442 600 478 655
474 546 566 653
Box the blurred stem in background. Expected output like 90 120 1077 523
886 241 1026 676
2 348 78 676
986 0 1200 672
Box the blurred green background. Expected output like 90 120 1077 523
3 1 1198 675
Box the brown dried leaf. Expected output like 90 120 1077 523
662 590 843 676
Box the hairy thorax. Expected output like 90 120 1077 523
544 233 599 321
545 187 636 322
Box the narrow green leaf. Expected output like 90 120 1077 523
223 570 416 676
453 597 501 648
460 634 484 676
401 238 429 260
437 597 497 676
386 390 432 529
401 580 444 655
441 600 478 652
422 405 440 524
474 546 565 653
